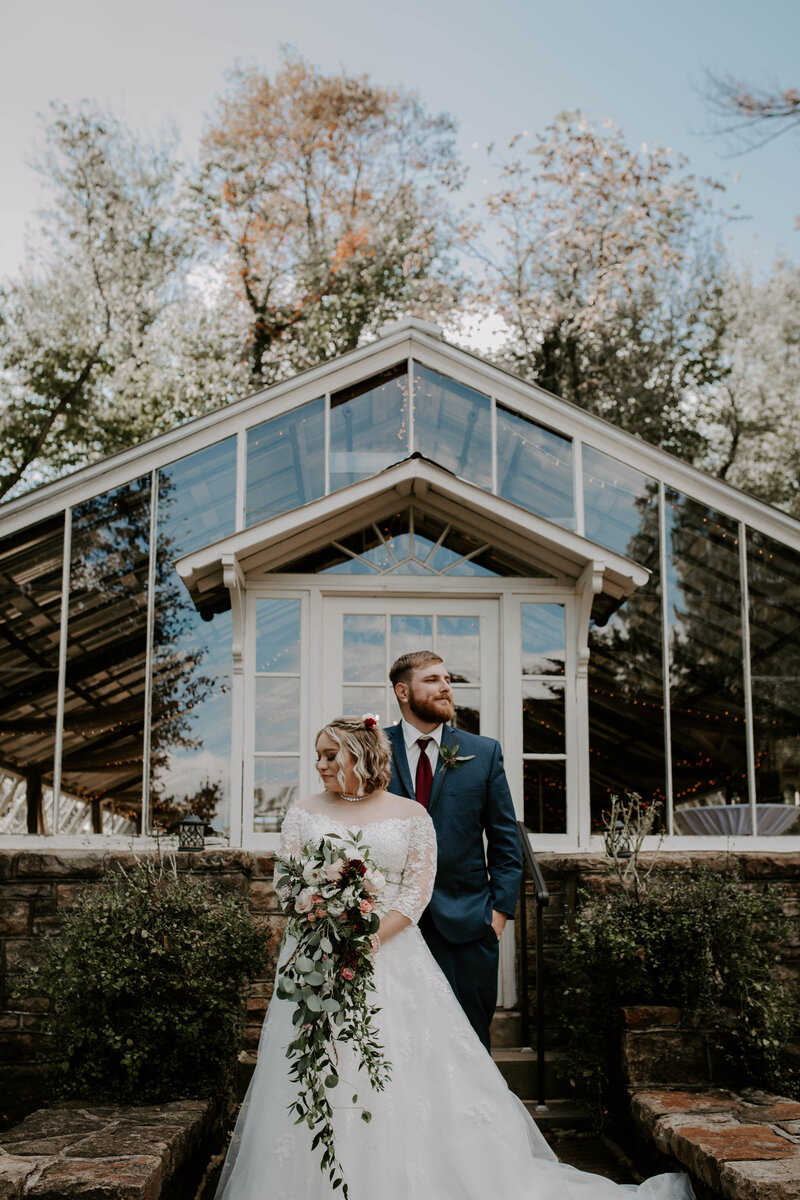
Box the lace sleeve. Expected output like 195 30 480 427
273 805 303 911
393 814 438 925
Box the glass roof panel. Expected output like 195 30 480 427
496 404 574 529
246 398 324 527
159 438 236 560
330 365 409 490
413 364 492 489
583 446 658 558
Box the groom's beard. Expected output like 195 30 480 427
408 688 455 725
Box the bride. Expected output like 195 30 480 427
215 717 694 1199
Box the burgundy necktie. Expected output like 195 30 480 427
415 737 433 809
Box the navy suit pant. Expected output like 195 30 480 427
418 911 499 1052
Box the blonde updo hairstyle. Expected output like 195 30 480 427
316 717 392 795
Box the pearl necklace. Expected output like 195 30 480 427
338 791 368 803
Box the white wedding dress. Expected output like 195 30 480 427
215 807 694 1200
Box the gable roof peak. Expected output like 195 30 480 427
376 316 444 340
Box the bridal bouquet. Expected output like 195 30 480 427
275 830 392 1197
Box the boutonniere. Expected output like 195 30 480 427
438 743 476 770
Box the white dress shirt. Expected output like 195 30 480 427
401 719 443 795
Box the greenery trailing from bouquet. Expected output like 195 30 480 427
275 831 392 1197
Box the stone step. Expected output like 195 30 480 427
631 1087 800 1199
524 1098 594 1133
490 1009 523 1048
240 1045 576 1105
492 1048 575 1101
0 1100 217 1199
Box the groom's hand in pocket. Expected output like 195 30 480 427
491 910 507 941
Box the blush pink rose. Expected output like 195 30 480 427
340 966 355 981
294 888 314 914
359 898 375 914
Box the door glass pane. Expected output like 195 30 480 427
453 687 480 734
342 686 386 721
523 681 565 754
254 757 298 831
255 678 300 751
437 616 480 683
343 615 385 683
413 364 492 489
256 599 301 673
330 365 409 490
390 615 433 660
524 760 566 833
522 604 565 675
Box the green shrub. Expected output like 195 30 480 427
558 864 798 1121
26 848 267 1104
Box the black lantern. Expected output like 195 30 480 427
178 812 205 852
604 817 632 860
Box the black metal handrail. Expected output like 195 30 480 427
516 821 549 1111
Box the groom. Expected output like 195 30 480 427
384 650 522 1051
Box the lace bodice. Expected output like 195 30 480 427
276 805 437 925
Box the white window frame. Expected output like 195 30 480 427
239 576 580 851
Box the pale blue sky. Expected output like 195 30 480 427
1 0 797 279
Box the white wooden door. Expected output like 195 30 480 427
321 596 499 736
321 596 516 1006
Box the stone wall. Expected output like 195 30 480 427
3 847 799 1128
0 849 283 1128
520 852 800 1051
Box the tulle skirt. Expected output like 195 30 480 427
215 924 694 1200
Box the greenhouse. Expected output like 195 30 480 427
1 317 798 851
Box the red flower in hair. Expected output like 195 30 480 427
361 713 380 729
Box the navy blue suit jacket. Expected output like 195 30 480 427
385 723 522 944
